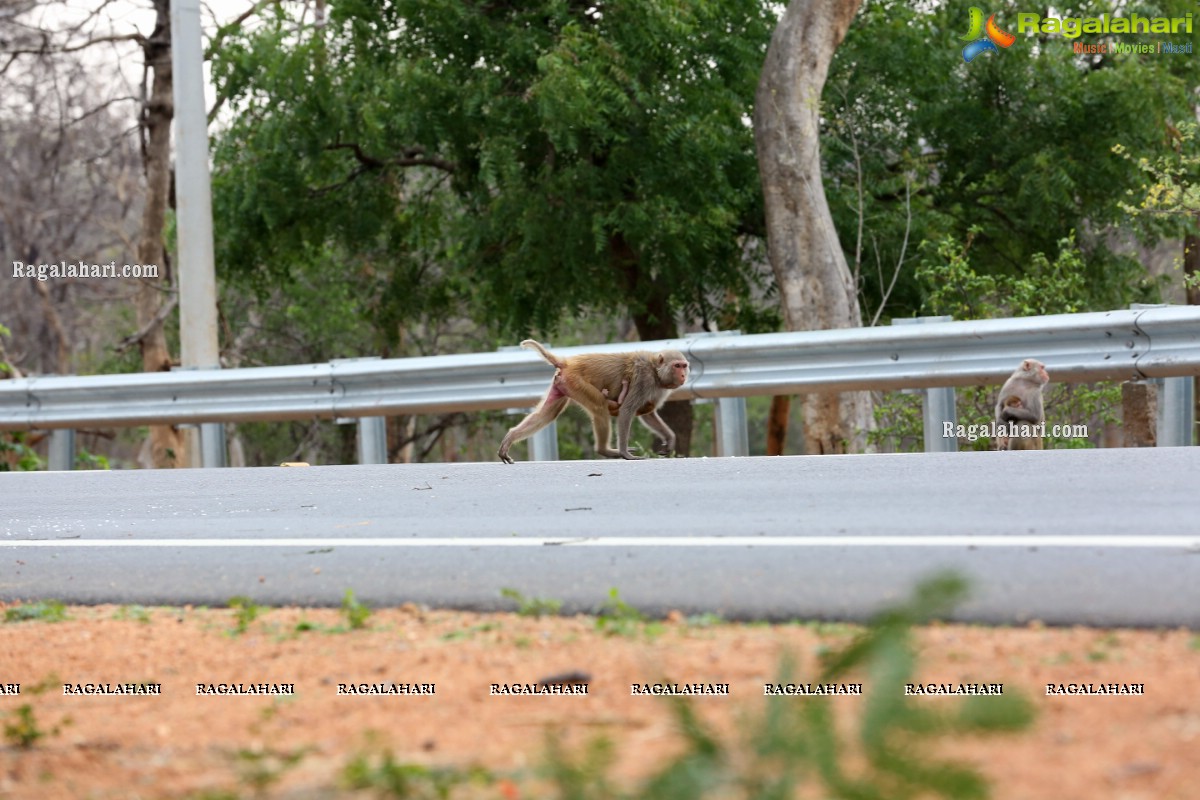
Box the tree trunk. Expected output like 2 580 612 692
754 0 872 454
137 0 186 468
610 233 693 456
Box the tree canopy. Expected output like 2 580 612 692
212 0 777 344
821 0 1200 320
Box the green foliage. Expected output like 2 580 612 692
826 0 1199 321
917 229 1093 319
113 605 152 623
341 589 371 630
1115 121 1200 219
0 322 12 379
210 0 776 342
542 735 622 799
75 448 110 470
500 587 564 618
4 705 48 749
595 587 661 638
227 596 263 635
2 676 69 749
0 430 42 472
543 574 1034 799
440 622 501 643
343 752 492 798
869 391 925 453
686 612 725 628
5 600 67 623
234 747 309 796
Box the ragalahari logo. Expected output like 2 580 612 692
961 7 1017 62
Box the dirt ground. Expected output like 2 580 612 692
0 603 1197 800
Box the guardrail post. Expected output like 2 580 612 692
1130 304 1196 447
922 385 958 453
892 317 958 452
331 357 390 465
48 429 75 471
715 397 749 457
528 425 559 461
1157 376 1195 447
199 423 227 468
356 417 389 464
171 365 226 468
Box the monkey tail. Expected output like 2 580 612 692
520 340 565 369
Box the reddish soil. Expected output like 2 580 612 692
0 604 1197 799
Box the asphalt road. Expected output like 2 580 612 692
2 448 1198 626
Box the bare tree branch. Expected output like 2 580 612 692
114 293 178 354
0 32 145 57
310 142 457 196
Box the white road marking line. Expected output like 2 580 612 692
1 536 1197 548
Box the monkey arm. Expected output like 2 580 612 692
638 411 677 456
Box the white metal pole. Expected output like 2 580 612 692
171 0 224 467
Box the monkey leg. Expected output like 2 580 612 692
612 404 646 460
498 388 569 464
590 410 621 459
638 410 677 456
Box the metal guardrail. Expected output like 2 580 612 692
2 306 1199 432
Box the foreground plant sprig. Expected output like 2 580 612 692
545 572 1034 800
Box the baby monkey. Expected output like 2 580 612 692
994 358 1049 450
498 340 690 463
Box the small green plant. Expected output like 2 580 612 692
343 752 493 798
2 676 69 749
4 600 67 623
75 449 111 470
4 705 46 748
0 430 42 471
545 574 1034 800
440 622 500 642
234 746 309 796
341 589 371 630
500 587 564 618
542 735 622 797
595 588 661 638
113 605 152 623
227 596 262 635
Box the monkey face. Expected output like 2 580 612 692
658 353 689 388
1022 359 1049 384
672 361 689 387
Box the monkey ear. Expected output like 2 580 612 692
656 354 666 366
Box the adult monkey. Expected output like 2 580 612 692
994 359 1049 450
497 340 690 464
